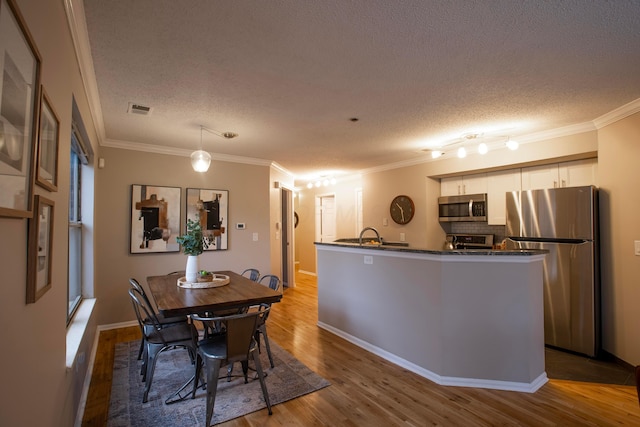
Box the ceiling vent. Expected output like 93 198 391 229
127 102 153 116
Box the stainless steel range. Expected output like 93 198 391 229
445 233 494 249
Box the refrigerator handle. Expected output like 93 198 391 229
468 199 473 217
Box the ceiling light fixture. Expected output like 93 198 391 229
424 133 520 160
190 125 239 172
191 126 211 172
306 175 338 189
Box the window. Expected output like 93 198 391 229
68 128 87 322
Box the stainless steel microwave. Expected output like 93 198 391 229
438 193 487 222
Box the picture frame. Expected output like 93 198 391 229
0 0 42 218
130 184 181 253
35 88 59 191
26 195 54 303
186 188 228 251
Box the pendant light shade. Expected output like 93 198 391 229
190 125 238 172
191 126 211 172
191 149 211 172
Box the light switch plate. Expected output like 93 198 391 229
400 233 405 242
253 233 259 242
635 240 640 256
364 255 373 265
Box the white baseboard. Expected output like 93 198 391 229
297 269 316 276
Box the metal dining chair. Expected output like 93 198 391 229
129 278 188 361
258 274 281 292
191 308 273 425
254 275 281 368
128 288 198 403
241 268 260 282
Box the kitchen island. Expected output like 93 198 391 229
315 241 548 392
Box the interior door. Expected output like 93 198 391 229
316 195 336 243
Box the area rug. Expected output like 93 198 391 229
107 340 330 426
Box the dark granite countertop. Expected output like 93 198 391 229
314 241 548 256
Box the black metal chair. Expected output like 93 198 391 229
129 278 188 361
258 274 281 292
241 268 260 282
253 275 281 368
191 309 273 425
128 288 198 403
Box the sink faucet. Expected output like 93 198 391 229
359 227 381 245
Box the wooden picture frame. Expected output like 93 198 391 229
27 195 54 303
35 88 59 191
130 184 181 253
186 188 228 251
0 0 42 218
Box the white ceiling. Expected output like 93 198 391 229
81 0 640 183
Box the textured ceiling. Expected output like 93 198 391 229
82 0 640 182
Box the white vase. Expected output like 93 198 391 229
185 255 199 282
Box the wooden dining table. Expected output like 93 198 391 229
147 270 282 318
147 270 282 404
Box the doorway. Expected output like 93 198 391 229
281 187 294 288
315 194 336 243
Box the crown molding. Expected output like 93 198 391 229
593 98 640 129
101 138 272 167
514 121 596 144
64 0 106 144
270 162 296 179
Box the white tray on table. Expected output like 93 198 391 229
177 274 230 289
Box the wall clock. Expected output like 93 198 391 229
390 195 415 224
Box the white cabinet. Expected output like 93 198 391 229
520 164 558 191
440 173 487 196
559 159 598 187
486 170 521 225
521 159 597 190
440 158 597 224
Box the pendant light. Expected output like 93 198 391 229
191 126 211 172
190 125 239 172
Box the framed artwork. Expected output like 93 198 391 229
130 184 181 253
0 0 42 218
186 188 228 251
35 88 59 191
26 195 54 303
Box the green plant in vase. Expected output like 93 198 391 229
176 219 209 281
176 218 209 255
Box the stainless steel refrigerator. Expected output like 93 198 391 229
505 185 600 357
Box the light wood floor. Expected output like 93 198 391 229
82 272 640 426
